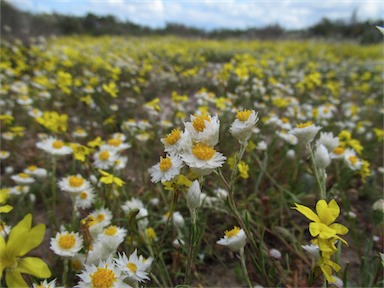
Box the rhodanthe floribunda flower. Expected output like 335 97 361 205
24 165 47 178
36 137 73 155
217 226 247 252
74 188 96 209
76 257 130 288
93 149 118 170
150 154 183 183
121 198 149 230
343 150 362 171
0 150 10 159
10 173 35 185
184 113 220 146
316 132 339 153
186 180 201 211
50 231 83 257
314 144 331 169
330 146 346 159
58 174 92 195
293 199 348 253
100 137 131 152
162 211 185 228
289 121 322 145
181 142 226 176
229 109 259 142
0 214 51 287
33 278 57 288
160 128 184 154
97 225 127 251
115 249 150 283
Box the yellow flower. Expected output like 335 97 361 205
237 161 249 179
102 81 118 98
35 111 68 133
87 136 103 148
0 214 51 287
317 252 342 283
98 169 125 187
70 143 91 162
293 199 348 251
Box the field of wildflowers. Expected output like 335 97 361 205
0 35 383 287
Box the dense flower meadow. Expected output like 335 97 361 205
0 35 383 287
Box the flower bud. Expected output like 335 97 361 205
314 144 331 169
186 180 201 211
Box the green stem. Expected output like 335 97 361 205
62 258 69 287
184 209 197 285
307 144 326 200
240 248 253 288
51 156 57 227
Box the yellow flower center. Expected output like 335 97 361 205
99 151 110 161
58 234 76 249
18 173 30 178
236 110 252 122
192 143 215 160
281 117 289 123
333 147 345 155
52 140 64 149
97 214 105 222
0 151 7 156
127 262 138 273
28 165 37 171
80 191 88 199
192 114 210 132
145 227 157 240
90 267 117 288
107 139 122 147
159 156 172 172
225 226 240 238
296 121 313 128
349 156 358 164
69 176 84 188
104 226 117 236
164 129 181 145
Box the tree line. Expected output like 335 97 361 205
1 1 382 43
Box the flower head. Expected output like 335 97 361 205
150 154 183 183
289 122 321 145
184 113 220 146
50 231 83 257
217 226 247 252
230 110 259 142
115 249 150 283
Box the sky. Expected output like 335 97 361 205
10 0 383 31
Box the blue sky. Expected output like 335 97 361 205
10 0 383 30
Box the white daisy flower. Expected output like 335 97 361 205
24 165 47 178
93 148 118 170
28 108 43 118
72 127 88 138
50 231 83 257
256 140 267 151
11 173 35 185
135 132 150 142
17 95 33 106
229 110 259 142
2 132 15 141
121 198 149 230
217 226 247 252
115 249 150 283
9 185 30 196
101 138 131 152
277 131 298 145
330 146 347 159
97 225 127 251
36 137 73 155
0 150 10 159
76 257 130 288
181 142 226 176
111 132 127 141
344 150 362 171
74 188 96 209
316 132 339 153
71 254 85 272
114 156 128 170
32 278 57 288
289 122 322 145
85 240 113 265
58 175 92 195
160 128 184 154
161 211 185 228
150 154 183 183
89 207 113 231
184 113 220 146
